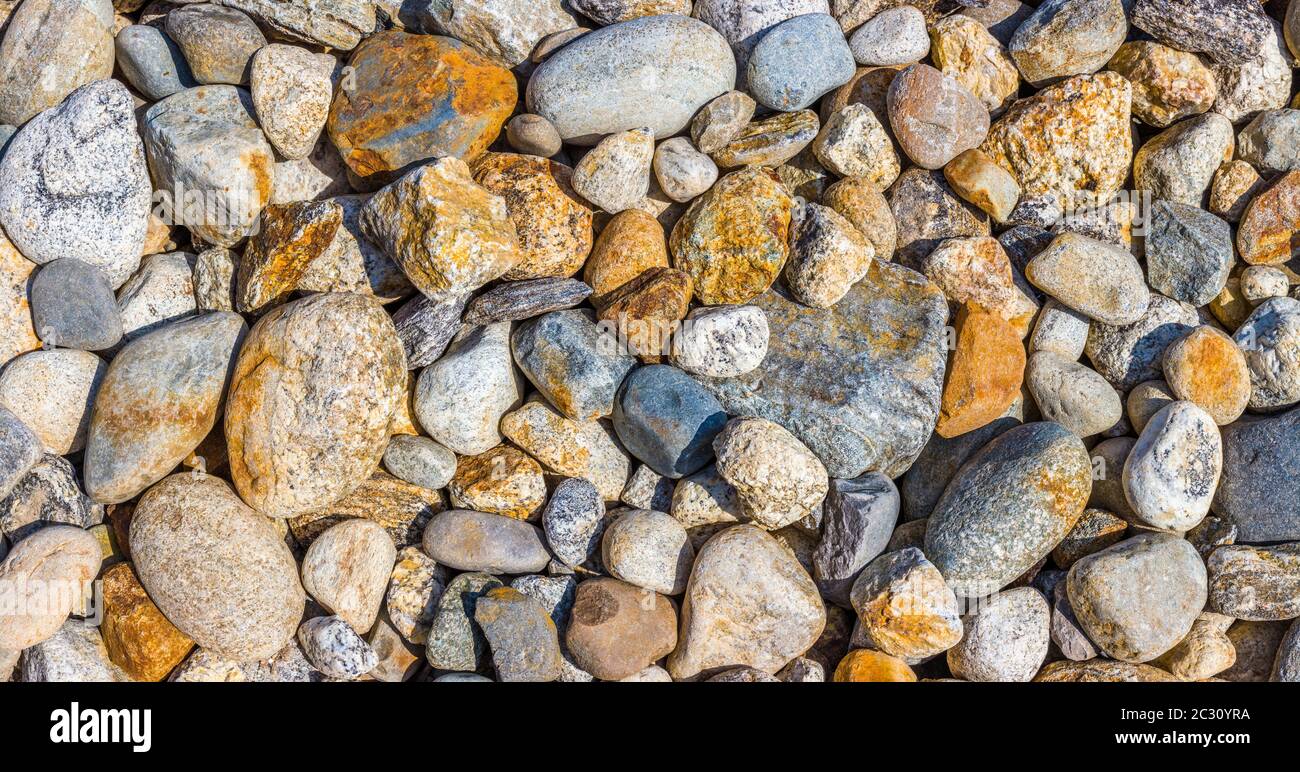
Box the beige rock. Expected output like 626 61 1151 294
294 194 414 303
0 233 39 369
1209 160 1264 222
0 525 101 652
448 444 547 520
573 127 655 214
250 44 335 160
500 397 631 502
943 148 1021 223
473 153 594 281
1025 233 1150 326
1153 612 1236 681
0 0 115 126
0 349 105 455
225 293 406 518
713 417 828 531
287 470 445 550
1133 112 1235 207
929 14 1019 116
821 176 897 261
920 235 1037 334
302 519 397 634
812 103 898 186
602 509 694 595
1107 41 1217 128
850 547 963 663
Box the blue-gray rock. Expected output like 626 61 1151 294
473 587 563 682
463 278 593 326
900 416 1022 521
0 454 102 543
813 472 900 607
694 0 829 76
425 571 502 671
1237 109 1300 176
1213 406 1300 542
612 365 727 480
512 309 636 422
1144 201 1234 307
746 14 854 112
390 291 469 370
382 435 457 492
29 258 123 351
421 509 551 574
1085 293 1198 393
925 422 1092 598
699 262 949 479
542 477 606 568
0 405 41 502
115 24 197 101
526 14 737 145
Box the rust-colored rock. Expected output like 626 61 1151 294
832 649 917 682
1107 41 1217 128
448 445 546 520
669 167 793 305
1034 659 1180 682
236 200 342 314
1237 169 1300 266
289 470 446 550
1162 326 1251 426
327 30 516 186
594 267 693 358
0 232 39 367
937 302 1026 438
472 152 594 281
565 577 677 681
100 561 194 681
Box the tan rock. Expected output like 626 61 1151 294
585 209 669 301
850 547 963 662
500 397 631 502
832 648 917 681
0 525 101 652
1209 160 1264 223
594 266 693 358
472 153 594 281
708 109 819 169
811 103 899 186
301 519 397 634
100 562 194 681
1051 508 1128 570
1034 659 1180 682
1209 276 1253 331
887 63 989 170
249 44 335 160
920 235 1037 334
288 471 445 549
937 302 1026 439
1238 169 1300 266
713 417 829 531
1107 41 1217 128
225 293 406 518
448 445 547 520
0 349 105 455
929 14 1019 116
1025 232 1150 326
821 177 897 262
236 200 342 314
1152 612 1236 681
1132 112 1234 207
943 148 1021 223
784 203 875 308
0 232 39 369
1162 326 1251 426
0 0 115 126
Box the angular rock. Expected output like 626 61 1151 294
220 0 374 50
1008 0 1126 87
938 302 1026 438
500 398 630 502
1213 407 1300 543
473 587 562 682
425 571 501 671
511 309 636 421
1130 0 1270 66
422 0 577 67
1123 401 1222 532
1234 297 1300 412
414 321 523 456
850 547 963 663
448 444 546 520
1145 201 1234 307
99 561 194 681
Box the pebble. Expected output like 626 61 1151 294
512 309 636 421
602 509 694 595
222 0 374 51
385 546 445 645
29 258 123 351
669 305 769 379
921 236 1036 334
1026 351 1122 438
848 6 928 67
669 166 793 304
115 24 195 101
500 397 631 501
301 519 396 634
887 63 989 170
0 0 114 127
811 104 898 188
1123 401 1222 532
586 209 669 300
1240 265 1290 305
421 509 551 574
652 138 718 204
668 525 825 680
947 587 1049 682
1236 109 1300 177
414 321 523 456
473 587 563 682
1107 41 1218 129
943 149 1020 224
1214 406 1300 542
83 311 246 504
297 615 378 680
19 621 125 683
1162 326 1251 426
1275 621 1300 682
1034 659 1178 682
1134 113 1234 208
1144 201 1234 307
506 114 562 158
565 576 677 681
937 302 1025 438
0 349 106 455
1066 532 1207 663
1234 297 1300 412
621 465 675 513
1009 0 1126 87
1085 293 1198 392
249 44 334 161
0 80 151 288
383 435 457 492
526 14 736 144
165 4 265 86
542 477 605 568
929 14 1019 116
593 266 693 357
422 0 577 68
130 475 305 661
784 202 874 309
925 422 1091 598
1153 612 1236 681
712 417 828 531
1026 233 1150 326
812 472 898 605
448 444 546 520
99 561 194 681
747 13 854 112
849 547 962 663
670 465 744 530
1126 381 1175 435
1210 160 1264 223
425 572 502 671
691 90 756 154
224 293 406 518
1208 544 1300 621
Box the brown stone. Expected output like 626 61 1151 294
708 110 819 169
595 267 693 358
585 209 669 302
888 167 990 269
929 14 1019 116
1050 508 1128 570
821 66 901 124
1162 326 1252 426
832 649 917 682
237 200 343 314
1238 169 1300 266
937 302 1027 438
669 166 793 305
288 470 446 549
821 177 897 263
943 148 1021 223
565 577 677 681
920 236 1037 334
1107 41 1217 128
100 562 194 681
1210 160 1264 223
1209 276 1253 330
887 63 989 170
472 153 594 281
1034 659 1180 682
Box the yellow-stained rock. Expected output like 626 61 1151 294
1107 41 1217 128
1238 169 1300 266
585 209 669 301
943 148 1021 223
1162 325 1252 426
937 302 1026 438
0 231 39 368
920 235 1037 334
448 445 547 520
100 562 195 681
237 200 342 314
595 267 693 358
929 14 1019 116
1034 659 1180 682
1210 160 1264 223
832 649 917 682
500 397 631 501
289 470 446 549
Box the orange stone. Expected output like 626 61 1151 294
1162 325 1251 426
448 445 547 520
100 562 195 681
236 199 342 314
1237 170 1300 266
585 209 669 301
833 649 917 682
936 302 1026 438
595 267 693 358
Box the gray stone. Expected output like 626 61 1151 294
414 321 522 456
393 292 470 371
1025 351 1122 438
602 509 694 595
463 279 592 326
848 5 929 66
20 621 126 682
217 0 375 50
1029 299 1090 360
383 435 457 492
421 509 551 574
1274 619 1300 681
506 114 563 158
1025 233 1150 326
691 90 756 154
116 251 197 340
1122 401 1222 532
900 415 1021 521
1238 109 1300 176
0 80 151 288
1008 0 1127 87
699 263 949 479
384 546 445 645
572 127 654 214
526 14 737 145
888 168 989 270
1208 544 1300 621
115 23 196 102
425 571 502 671
420 0 577 68
613 365 727 480
652 137 718 203
0 454 100 544
1234 297 1300 413
1050 580 1099 661
1130 0 1271 66
1213 406 1300 542
1144 201 1234 307
620 464 675 513
543 477 605 569
1210 18 1291 125
474 587 563 682
747 13 854 112
694 0 828 80
249 44 335 161
1085 293 1199 393
0 0 115 127
925 422 1092 598
166 4 266 86
29 259 122 352
512 309 636 422
1067 532 1207 663
1133 113 1235 206
947 587 1050 682
0 406 40 503
813 472 900 607
296 615 377 680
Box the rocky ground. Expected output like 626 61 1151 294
0 0 1299 683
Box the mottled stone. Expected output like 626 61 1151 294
220 0 374 50
1107 42 1217 129
20 621 126 682
501 398 630 502
0 455 100 542
943 149 1020 223
929 14 1018 117
849 547 962 663
1052 508 1128 570
448 444 546 520
422 0 577 67
249 44 334 161
948 587 1049 681
1030 299 1090 360
1026 233 1149 326
297 615 377 679
385 546 444 645
383 435 456 493
0 349 106 455
0 0 115 126
302 519 396 634
565 576 677 681
652 137 718 204
1234 297 1300 412
1213 406 1300 542
1123 401 1222 532
887 63 989 171
1210 160 1264 223
900 415 1020 522
422 509 550 574
473 587 562 682
1134 114 1234 208
1210 19 1291 125
670 305 768 379
1208 544 1300 621
425 571 501 670
1085 293 1199 393
166 4 265 86
691 90 756 154
1130 0 1270 66
1163 326 1251 426
0 526 100 652
1153 612 1236 681
708 109 820 169
1145 201 1233 307
1034 659 1178 682
888 168 989 269
594 267 693 358
0 234 39 367
601 508 694 595
1026 351 1121 438
848 5 928 66
415 321 523 456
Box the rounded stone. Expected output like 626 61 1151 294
1233 297 1300 412
382 435 457 492
302 519 397 634
500 398 631 502
1008 0 1126 87
542 477 605 568
0 349 106 455
652 137 719 204
29 258 123 351
585 209 669 301
669 305 769 379
936 302 1027 439
1067 532 1208 663
1133 113 1234 208
572 127 654 215
512 309 636 422
414 322 524 457
713 416 828 531
612 364 728 480
130 474 306 662
848 6 928 67
505 114 562 158
448 445 547 520
746 13 854 112
421 509 551 574
297 615 377 680
602 509 694 595
1025 233 1150 326
947 587 1050 682
832 649 916 682
526 14 737 145
1029 299 1090 360
0 0 115 127
224 293 407 518
0 525 101 652
115 24 195 102
99 561 194 682
1208 544 1300 621
1122 401 1222 532
849 547 962 663
1026 351 1122 438
165 4 266 86
1162 326 1251 426
887 63 990 170
565 576 677 681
